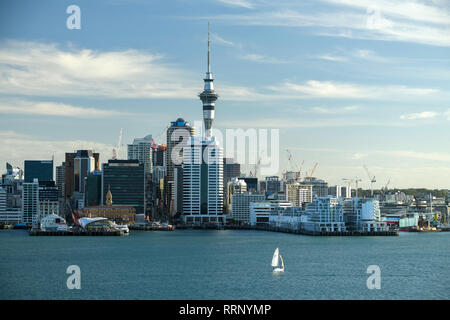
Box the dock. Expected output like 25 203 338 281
129 224 175 231
176 224 399 236
29 230 124 236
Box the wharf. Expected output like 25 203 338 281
176 224 399 236
29 229 124 236
129 224 175 231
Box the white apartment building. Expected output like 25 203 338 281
22 179 39 226
303 196 346 232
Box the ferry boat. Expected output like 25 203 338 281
113 223 129 234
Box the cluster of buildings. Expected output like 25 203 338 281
1 31 449 233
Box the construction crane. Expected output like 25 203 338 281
112 128 123 160
296 160 305 182
363 165 376 197
383 178 390 192
342 177 362 198
304 162 318 181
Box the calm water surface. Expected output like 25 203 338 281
0 229 449 299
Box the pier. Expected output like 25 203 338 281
176 224 399 236
129 224 175 231
29 230 124 236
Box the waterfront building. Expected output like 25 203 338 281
128 135 153 175
303 196 346 232
269 206 307 230
0 187 6 220
182 137 224 222
38 181 59 224
342 198 387 232
80 188 136 225
231 192 265 223
250 201 293 226
22 178 39 226
40 213 68 231
102 159 145 214
24 160 53 183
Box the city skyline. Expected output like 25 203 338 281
1 0 450 189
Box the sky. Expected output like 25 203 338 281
0 0 449 189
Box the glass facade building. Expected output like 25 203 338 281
24 160 53 183
102 160 145 214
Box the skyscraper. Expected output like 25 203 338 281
127 135 153 175
64 150 99 199
56 163 65 198
102 159 145 214
24 160 53 183
22 178 39 226
165 118 195 216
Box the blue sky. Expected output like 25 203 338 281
0 0 449 189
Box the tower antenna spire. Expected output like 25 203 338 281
207 21 211 73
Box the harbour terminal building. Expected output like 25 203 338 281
250 197 388 233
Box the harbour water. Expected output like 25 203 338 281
0 229 449 300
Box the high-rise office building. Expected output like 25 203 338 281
152 144 166 167
265 176 280 195
74 150 96 194
226 177 247 213
24 160 53 183
182 137 223 218
223 158 241 202
239 176 258 193
231 192 265 224
38 181 59 222
64 150 99 199
102 159 145 214
56 163 65 198
86 171 102 206
128 135 153 175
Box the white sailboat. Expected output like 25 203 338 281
271 248 285 273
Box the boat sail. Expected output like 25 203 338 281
272 248 284 272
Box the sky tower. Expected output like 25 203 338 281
199 22 219 139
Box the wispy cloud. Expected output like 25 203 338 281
211 33 237 47
210 0 450 46
317 54 348 62
400 111 440 120
0 40 198 99
217 0 254 9
238 53 288 64
0 99 132 118
268 80 438 99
